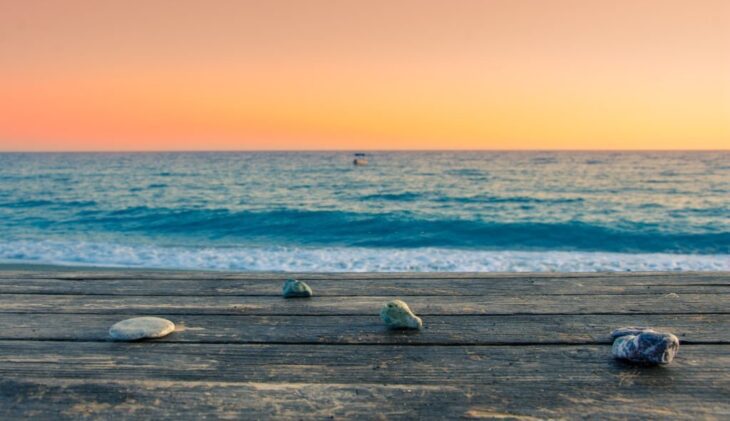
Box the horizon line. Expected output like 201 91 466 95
0 148 728 153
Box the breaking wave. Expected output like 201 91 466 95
0 240 727 272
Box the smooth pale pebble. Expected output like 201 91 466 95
109 317 176 341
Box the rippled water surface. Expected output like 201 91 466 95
0 152 727 271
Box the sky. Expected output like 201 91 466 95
0 0 728 151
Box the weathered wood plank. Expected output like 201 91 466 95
0 341 727 386
0 293 725 315
1 377 727 420
0 270 727 419
1 269 727 281
1 277 728 296
0 313 727 344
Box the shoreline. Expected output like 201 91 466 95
1 261 728 274
0 262 208 273
1 246 728 273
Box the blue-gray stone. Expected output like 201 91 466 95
611 327 679 365
380 300 423 330
282 279 313 298
109 317 175 341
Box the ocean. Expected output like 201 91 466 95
0 151 727 271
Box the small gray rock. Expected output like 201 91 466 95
611 327 679 365
282 279 313 298
109 317 175 341
380 300 423 330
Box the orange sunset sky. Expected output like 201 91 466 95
1 0 728 151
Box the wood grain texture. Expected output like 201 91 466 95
1 377 728 420
0 270 727 419
0 293 726 315
0 341 728 385
0 313 727 344
4 376 729 420
0 277 728 296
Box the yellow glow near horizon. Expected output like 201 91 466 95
0 0 728 151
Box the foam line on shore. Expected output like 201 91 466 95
0 240 727 272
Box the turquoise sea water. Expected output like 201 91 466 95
0 151 728 271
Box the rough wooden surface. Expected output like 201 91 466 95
1 313 728 344
0 270 728 420
0 293 727 315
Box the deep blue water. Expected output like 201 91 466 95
0 151 727 271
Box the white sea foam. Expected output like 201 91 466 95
0 240 727 272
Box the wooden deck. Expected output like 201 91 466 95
0 270 728 419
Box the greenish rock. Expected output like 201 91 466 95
380 299 423 330
109 317 175 341
282 279 313 298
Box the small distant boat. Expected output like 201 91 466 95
353 153 368 166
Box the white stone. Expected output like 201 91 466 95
109 317 175 341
